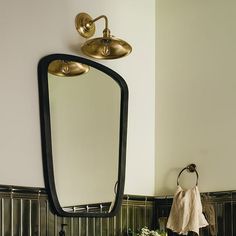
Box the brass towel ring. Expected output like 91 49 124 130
177 164 199 186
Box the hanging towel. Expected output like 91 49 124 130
202 194 217 236
166 185 208 235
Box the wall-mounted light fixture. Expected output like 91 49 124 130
75 13 132 59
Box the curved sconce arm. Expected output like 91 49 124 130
90 15 110 38
91 15 109 30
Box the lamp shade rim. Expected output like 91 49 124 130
81 37 132 59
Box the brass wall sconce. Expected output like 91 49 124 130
48 60 90 77
75 13 132 59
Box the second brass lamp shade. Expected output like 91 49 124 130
48 60 89 77
75 13 132 59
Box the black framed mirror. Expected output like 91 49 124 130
38 54 128 217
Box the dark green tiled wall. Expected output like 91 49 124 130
155 191 236 236
0 188 154 236
1 186 235 236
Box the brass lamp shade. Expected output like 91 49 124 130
48 60 89 77
81 37 132 59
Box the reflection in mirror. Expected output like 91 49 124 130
48 62 120 209
48 60 90 77
38 54 128 217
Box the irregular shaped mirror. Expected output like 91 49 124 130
38 54 128 217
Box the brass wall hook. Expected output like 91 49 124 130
75 12 132 59
186 163 197 172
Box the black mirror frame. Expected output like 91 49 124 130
38 54 128 217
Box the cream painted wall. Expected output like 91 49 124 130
156 0 236 195
0 0 155 195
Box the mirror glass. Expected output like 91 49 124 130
38 54 128 217
49 66 120 208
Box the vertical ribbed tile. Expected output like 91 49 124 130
21 199 31 235
4 198 11 235
87 217 94 236
146 204 154 229
20 199 23 236
47 203 55 236
134 204 145 232
80 217 86 236
225 202 232 236
92 218 96 236
85 217 89 236
102 217 110 235
12 198 21 236
233 202 236 236
72 217 79 236
99 217 103 236
216 203 223 235
113 216 117 236
10 197 13 236
39 199 47 236
70 218 74 236
93 217 100 236
107 217 110 235
109 216 115 236
122 204 127 235
230 195 234 236
78 217 82 236
0 199 2 236
31 199 39 235
127 203 134 234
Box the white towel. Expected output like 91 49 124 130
166 185 208 235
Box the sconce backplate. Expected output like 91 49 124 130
75 13 95 38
